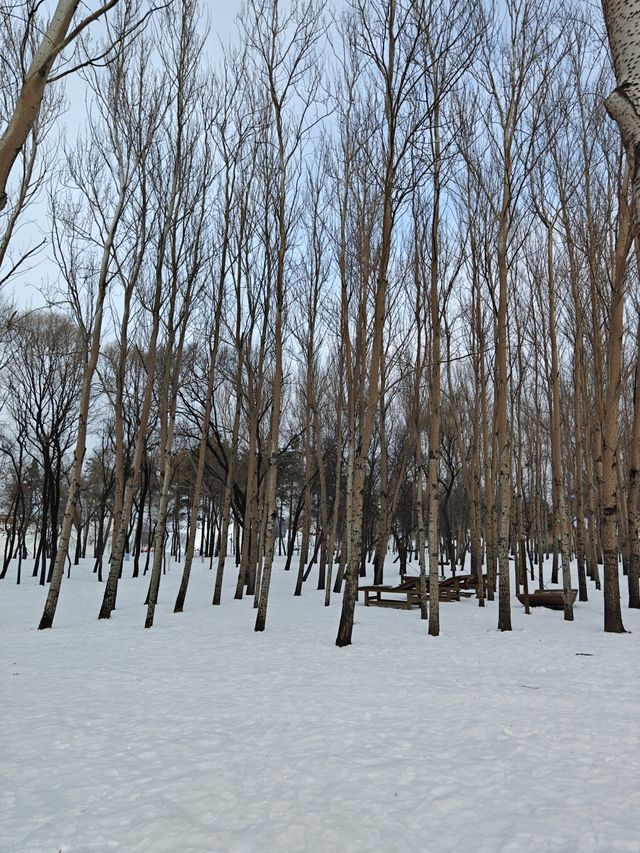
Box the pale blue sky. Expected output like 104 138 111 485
7 0 246 309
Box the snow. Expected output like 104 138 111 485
1 558 639 853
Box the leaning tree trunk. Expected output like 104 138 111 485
38 317 103 629
38 167 121 628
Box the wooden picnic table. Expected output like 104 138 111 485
359 577 422 609
359 574 478 609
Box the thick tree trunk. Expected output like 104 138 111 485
599 171 632 633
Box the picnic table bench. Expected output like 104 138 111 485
359 574 479 609
359 577 422 609
437 573 488 590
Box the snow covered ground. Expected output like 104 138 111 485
1 557 639 853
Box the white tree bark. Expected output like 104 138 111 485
603 1 640 202
603 4 640 129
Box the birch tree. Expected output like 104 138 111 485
600 0 640 631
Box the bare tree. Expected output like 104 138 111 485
39 13 144 628
242 0 324 633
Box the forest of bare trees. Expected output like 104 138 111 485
1 0 640 645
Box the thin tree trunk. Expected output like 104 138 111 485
38 159 121 628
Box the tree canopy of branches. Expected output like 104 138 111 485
0 0 639 643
